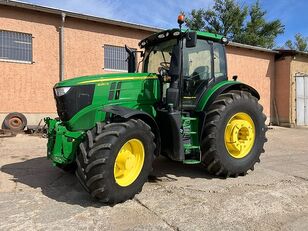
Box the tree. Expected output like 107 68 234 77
185 9 206 31
236 1 284 48
284 33 308 51
185 0 248 40
185 0 285 49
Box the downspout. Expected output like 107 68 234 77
60 12 66 81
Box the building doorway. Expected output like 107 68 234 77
296 75 308 126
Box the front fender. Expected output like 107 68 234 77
102 105 161 156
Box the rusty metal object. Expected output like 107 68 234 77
2 112 27 131
8 117 23 130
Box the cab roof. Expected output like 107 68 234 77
139 28 224 48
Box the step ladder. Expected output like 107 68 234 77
182 116 201 164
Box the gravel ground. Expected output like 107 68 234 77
0 126 307 231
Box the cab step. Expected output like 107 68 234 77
183 159 201 164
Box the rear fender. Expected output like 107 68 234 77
196 81 260 112
196 81 260 141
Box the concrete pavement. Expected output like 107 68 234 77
0 126 307 230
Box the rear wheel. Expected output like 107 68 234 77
76 119 155 204
201 90 267 177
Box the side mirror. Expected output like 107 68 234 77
186 32 197 48
125 45 136 73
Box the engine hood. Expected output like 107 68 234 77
55 72 157 88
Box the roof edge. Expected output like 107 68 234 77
274 49 308 57
2 0 303 56
228 42 279 54
0 0 162 33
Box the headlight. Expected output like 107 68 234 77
54 87 71 97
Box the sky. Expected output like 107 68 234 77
19 0 308 47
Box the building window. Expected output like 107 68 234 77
104 45 135 71
0 30 32 63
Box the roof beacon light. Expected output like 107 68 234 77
178 13 185 26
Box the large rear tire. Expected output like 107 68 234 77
76 119 155 204
201 90 267 177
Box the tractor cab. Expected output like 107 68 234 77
137 28 228 111
126 23 229 163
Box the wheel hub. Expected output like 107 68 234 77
125 154 136 170
8 117 22 129
114 139 145 187
225 112 255 158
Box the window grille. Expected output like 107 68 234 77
0 30 32 63
104 45 135 71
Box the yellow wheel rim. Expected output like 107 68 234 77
224 112 255 159
114 139 145 187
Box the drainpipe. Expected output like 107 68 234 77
60 12 66 81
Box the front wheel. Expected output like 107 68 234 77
201 90 267 177
76 119 155 204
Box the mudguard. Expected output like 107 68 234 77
196 81 260 112
102 106 161 156
196 81 260 142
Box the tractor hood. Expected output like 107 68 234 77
55 72 157 88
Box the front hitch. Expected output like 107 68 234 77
44 117 84 165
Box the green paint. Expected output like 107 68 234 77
56 72 157 87
46 73 160 165
45 117 84 164
196 31 224 41
183 159 201 164
182 116 201 164
64 73 160 131
196 81 241 112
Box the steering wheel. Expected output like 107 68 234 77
159 62 170 71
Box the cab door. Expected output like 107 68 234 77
182 40 227 109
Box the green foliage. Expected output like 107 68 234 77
185 0 285 48
284 33 308 51
185 0 247 39
185 9 206 30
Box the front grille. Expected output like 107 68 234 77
54 85 95 121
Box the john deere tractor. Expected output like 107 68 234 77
45 16 266 204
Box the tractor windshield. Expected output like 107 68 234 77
143 39 177 73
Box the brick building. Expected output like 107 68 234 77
0 0 307 127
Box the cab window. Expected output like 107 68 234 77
183 40 212 97
183 40 212 81
213 42 227 79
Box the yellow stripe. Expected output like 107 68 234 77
79 76 158 84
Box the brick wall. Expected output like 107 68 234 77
226 46 275 120
0 6 152 114
1 5 275 123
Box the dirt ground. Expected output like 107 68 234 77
0 126 308 231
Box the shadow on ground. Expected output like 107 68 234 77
1 156 216 207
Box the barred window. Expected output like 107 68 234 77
104 45 135 71
0 30 32 63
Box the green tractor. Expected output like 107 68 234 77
45 17 266 204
